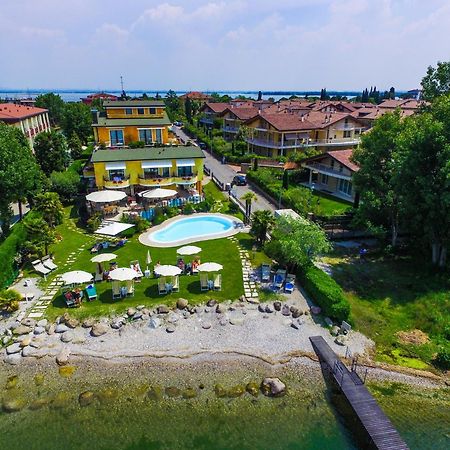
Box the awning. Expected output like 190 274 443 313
176 159 195 167
142 160 172 169
95 222 135 236
105 162 126 170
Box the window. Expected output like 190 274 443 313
109 129 124 146
161 167 170 177
177 166 193 177
137 108 145 115
339 164 343 172
139 129 153 144
321 174 329 184
343 130 352 138
125 108 132 115
143 168 159 178
108 169 124 180
330 159 335 169
338 179 352 196
149 108 156 114
155 129 162 143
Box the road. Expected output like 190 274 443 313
172 125 276 212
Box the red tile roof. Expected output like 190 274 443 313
327 149 359 172
180 91 212 100
202 102 229 113
0 103 48 122
222 107 258 120
254 112 315 131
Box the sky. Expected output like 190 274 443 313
1 0 449 91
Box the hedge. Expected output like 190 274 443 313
0 223 26 289
298 264 350 322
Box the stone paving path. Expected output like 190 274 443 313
228 236 259 302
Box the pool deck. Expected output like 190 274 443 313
139 213 247 248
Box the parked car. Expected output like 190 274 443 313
232 174 247 186
173 121 183 127
198 142 207 149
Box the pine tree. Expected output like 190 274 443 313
257 90 262 101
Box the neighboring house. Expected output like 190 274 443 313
81 92 119 104
244 111 365 158
220 106 258 140
300 149 359 202
92 100 172 147
0 103 51 148
198 102 229 128
179 91 212 105
90 145 205 196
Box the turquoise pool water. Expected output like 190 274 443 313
150 215 235 244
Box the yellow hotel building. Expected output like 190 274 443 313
92 99 172 147
90 146 205 196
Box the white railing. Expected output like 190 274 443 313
303 163 352 180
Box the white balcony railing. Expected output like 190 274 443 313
302 162 352 180
246 136 361 149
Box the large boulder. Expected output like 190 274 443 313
281 305 291 316
12 325 32 336
4 354 22 365
177 298 189 309
34 326 45 335
60 331 74 343
261 378 286 397
37 319 48 328
216 303 227 314
82 318 96 328
6 343 22 355
148 317 161 329
66 318 80 329
157 305 170 314
56 348 71 366
127 308 136 317
273 301 282 311
206 299 217 307
55 324 69 333
91 323 109 337
21 318 36 328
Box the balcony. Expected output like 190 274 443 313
303 137 361 147
199 117 214 125
245 136 361 149
223 126 239 134
302 162 352 180
103 175 130 189
138 175 198 187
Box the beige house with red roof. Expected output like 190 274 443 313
244 111 364 158
301 149 359 202
0 103 51 147
221 106 258 140
198 102 229 127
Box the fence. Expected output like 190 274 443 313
140 195 204 221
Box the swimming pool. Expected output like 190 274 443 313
139 213 242 247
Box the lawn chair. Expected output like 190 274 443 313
42 255 58 271
273 273 284 291
261 263 271 282
130 260 143 282
112 280 121 299
85 284 97 301
276 269 287 281
286 273 296 283
200 273 209 291
213 273 222 291
284 281 295 293
63 291 77 308
172 275 179 293
32 259 51 277
126 280 134 297
158 277 167 295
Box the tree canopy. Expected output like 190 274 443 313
35 93 65 125
421 61 450 101
62 102 92 144
34 131 69 176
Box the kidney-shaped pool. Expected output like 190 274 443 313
139 213 243 247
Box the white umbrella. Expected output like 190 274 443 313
141 188 177 199
61 270 93 285
197 262 223 272
154 265 182 277
146 250 152 271
86 190 127 203
109 267 139 281
90 253 117 263
177 245 202 256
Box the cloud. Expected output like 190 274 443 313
19 26 64 39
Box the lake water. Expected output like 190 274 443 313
0 359 448 450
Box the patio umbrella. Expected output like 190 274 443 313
177 245 202 256
61 270 93 285
90 253 117 263
146 250 152 271
197 262 223 272
154 265 182 277
141 188 177 200
86 190 127 203
109 267 139 281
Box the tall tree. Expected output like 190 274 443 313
62 102 92 144
241 191 257 225
421 61 450 101
257 90 262 101
34 131 69 176
396 95 450 267
185 97 193 124
34 192 64 227
352 111 405 247
67 132 83 159
282 170 289 189
0 124 43 225
35 92 65 125
251 210 275 244
164 90 181 120
389 86 396 99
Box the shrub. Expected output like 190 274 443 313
0 224 26 289
129 141 145 149
433 347 450 371
298 264 351 322
87 213 102 233
183 203 195 215
0 289 22 312
50 170 80 204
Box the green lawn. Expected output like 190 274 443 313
324 252 450 371
203 181 244 220
310 190 352 216
35 206 246 321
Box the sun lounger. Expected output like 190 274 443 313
172 275 179 292
158 278 167 294
284 281 295 293
286 273 296 283
112 280 121 299
32 259 51 277
42 255 58 271
85 284 97 301
126 280 134 297
213 274 222 291
276 269 287 281
200 273 209 291
261 264 271 282
273 273 284 291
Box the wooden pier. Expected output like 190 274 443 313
310 336 409 450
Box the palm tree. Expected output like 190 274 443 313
251 210 275 244
241 191 257 224
34 192 63 228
